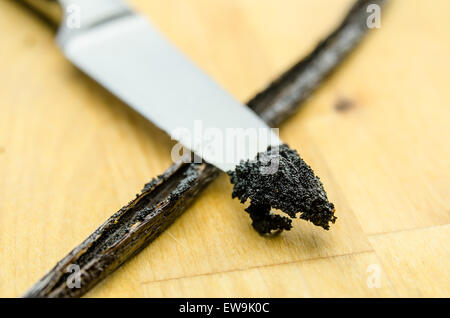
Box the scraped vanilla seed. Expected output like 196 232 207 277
228 144 336 234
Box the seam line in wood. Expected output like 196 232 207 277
139 249 375 286
367 223 450 237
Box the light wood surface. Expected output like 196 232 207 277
0 0 449 298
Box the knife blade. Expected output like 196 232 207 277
51 0 280 172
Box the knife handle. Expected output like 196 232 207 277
19 0 63 26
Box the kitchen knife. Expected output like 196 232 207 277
19 0 336 234
26 0 281 172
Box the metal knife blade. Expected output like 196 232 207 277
55 0 281 172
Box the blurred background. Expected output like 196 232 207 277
0 0 448 297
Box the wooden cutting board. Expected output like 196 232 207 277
0 0 448 297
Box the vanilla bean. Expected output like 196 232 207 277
24 0 386 298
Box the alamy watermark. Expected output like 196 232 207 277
366 264 382 289
170 120 280 174
63 3 382 30
66 264 81 289
367 3 382 29
65 4 81 29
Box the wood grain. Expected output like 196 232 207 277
0 0 448 297
140 252 396 298
369 225 450 297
